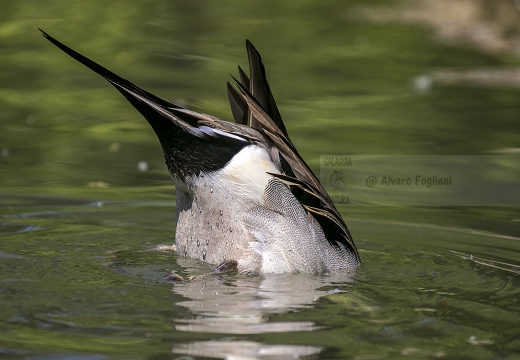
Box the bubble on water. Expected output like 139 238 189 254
413 75 432 93
137 161 149 172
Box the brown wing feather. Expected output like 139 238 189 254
228 40 359 259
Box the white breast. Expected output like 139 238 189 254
210 145 281 203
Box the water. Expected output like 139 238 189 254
2 0 520 358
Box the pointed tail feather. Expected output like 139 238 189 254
39 29 182 111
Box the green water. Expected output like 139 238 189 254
1 1 520 359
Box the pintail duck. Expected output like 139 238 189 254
41 30 360 274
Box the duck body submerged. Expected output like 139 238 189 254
41 30 360 274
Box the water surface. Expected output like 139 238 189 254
1 0 520 358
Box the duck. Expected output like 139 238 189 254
40 29 360 274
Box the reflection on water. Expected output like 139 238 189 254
173 341 322 359
170 259 355 358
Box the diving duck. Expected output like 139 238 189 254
41 30 360 274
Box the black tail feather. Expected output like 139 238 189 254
39 29 181 111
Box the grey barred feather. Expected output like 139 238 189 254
226 43 357 257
